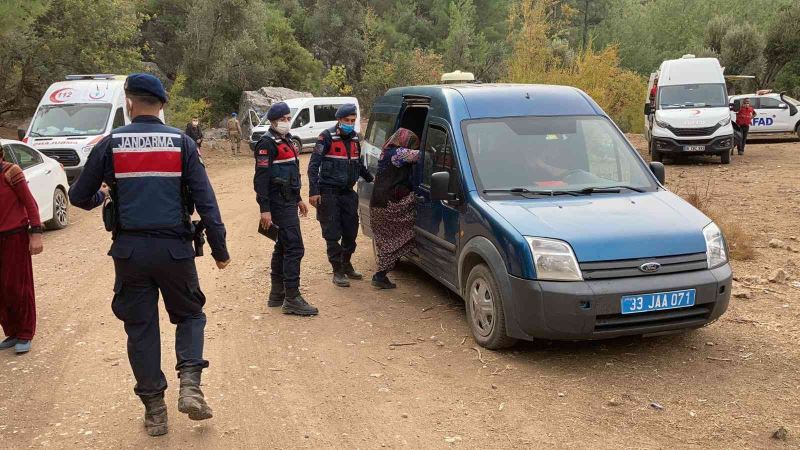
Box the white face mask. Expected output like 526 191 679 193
273 122 291 135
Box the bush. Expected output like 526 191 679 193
680 182 755 261
165 74 210 129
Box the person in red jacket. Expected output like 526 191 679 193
735 98 757 155
0 150 44 354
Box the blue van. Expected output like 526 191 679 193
357 84 732 349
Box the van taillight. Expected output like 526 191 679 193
22 137 28 144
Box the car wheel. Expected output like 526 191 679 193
465 264 516 350
46 188 69 230
292 137 303 153
649 140 663 163
795 123 800 140
720 150 731 165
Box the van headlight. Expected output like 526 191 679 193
703 222 728 269
717 117 731 126
526 237 583 281
655 118 670 129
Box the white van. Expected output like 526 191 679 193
22 74 165 183
644 55 735 164
247 97 361 151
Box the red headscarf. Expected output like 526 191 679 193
381 128 420 158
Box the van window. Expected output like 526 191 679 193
362 113 395 174
314 105 343 123
292 108 310 128
366 113 395 147
463 116 656 193
112 107 125 129
8 144 43 170
422 126 459 192
658 84 727 109
30 103 112 137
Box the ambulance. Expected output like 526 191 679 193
643 56 735 164
21 74 165 183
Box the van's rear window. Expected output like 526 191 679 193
30 104 112 137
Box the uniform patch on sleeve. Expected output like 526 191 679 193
256 158 269 167
258 149 269 155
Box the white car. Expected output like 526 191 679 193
1 139 70 229
729 91 800 139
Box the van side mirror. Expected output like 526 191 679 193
17 128 25 140
430 171 456 201
643 103 653 115
649 162 665 185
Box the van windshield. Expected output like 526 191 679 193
30 104 112 137
463 116 656 194
659 83 727 109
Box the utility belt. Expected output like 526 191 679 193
117 221 206 257
271 176 299 202
319 185 355 195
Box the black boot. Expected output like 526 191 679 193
140 393 168 437
342 261 364 280
267 279 285 307
332 263 350 287
177 369 213 421
282 289 319 316
372 272 397 289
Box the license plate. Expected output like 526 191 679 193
621 289 696 315
685 145 705 152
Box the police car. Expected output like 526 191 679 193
729 91 800 139
1 139 70 229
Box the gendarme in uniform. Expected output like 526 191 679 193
68 73 229 437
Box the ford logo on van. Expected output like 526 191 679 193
639 262 661 273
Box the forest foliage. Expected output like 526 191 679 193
1 0 798 132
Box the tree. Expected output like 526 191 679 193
762 4 800 86
321 65 353 96
0 0 142 116
301 0 366 77
180 0 321 116
505 0 646 132
704 16 736 55
719 23 765 79
442 0 488 74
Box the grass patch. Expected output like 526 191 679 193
680 182 755 261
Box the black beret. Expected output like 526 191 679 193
267 102 291 121
335 103 357 119
124 73 167 104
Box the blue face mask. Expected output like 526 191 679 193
339 123 355 134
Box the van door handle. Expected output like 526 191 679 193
46 169 52 174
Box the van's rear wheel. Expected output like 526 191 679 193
45 188 69 230
466 264 516 350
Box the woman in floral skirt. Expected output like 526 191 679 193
369 128 421 289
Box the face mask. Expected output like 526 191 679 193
273 122 291 135
339 123 355 134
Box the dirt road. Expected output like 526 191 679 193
1 137 798 449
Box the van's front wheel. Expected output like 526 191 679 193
649 140 663 163
466 264 516 350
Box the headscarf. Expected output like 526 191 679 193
381 128 420 158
